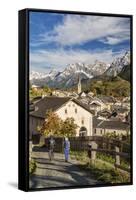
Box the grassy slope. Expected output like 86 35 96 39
81 76 130 97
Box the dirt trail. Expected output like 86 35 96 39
29 151 99 189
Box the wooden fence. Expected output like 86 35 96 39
87 140 130 172
31 134 131 172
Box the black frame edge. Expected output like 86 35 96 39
23 8 133 18
18 9 29 192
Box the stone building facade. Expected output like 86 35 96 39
29 97 93 139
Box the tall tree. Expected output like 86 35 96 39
43 85 51 94
60 117 78 137
38 110 62 136
38 111 78 137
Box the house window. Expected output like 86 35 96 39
94 129 96 134
75 108 77 113
81 119 84 125
65 109 67 114
100 129 103 134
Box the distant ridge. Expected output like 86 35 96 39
30 51 130 88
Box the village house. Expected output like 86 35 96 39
112 107 129 122
29 96 94 139
88 91 94 97
98 96 116 111
76 77 110 113
122 97 130 110
89 102 102 113
78 92 92 105
89 97 106 113
78 94 107 115
31 84 40 91
93 116 130 136
52 90 68 97
113 98 130 111
52 90 78 98
31 84 40 89
97 109 112 120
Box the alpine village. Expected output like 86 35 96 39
29 51 131 188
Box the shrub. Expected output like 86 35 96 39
29 159 37 174
71 151 130 184
86 160 130 183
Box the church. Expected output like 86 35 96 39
77 75 82 94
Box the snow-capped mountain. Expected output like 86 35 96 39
54 63 93 87
30 62 109 88
104 51 130 76
30 69 58 80
30 71 48 80
91 60 110 76
30 51 130 88
30 69 59 86
54 62 109 87
59 63 93 79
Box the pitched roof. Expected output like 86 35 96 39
30 97 71 118
99 120 130 130
31 96 42 103
30 97 93 119
93 117 130 130
72 99 94 114
90 102 101 107
97 110 112 118
99 96 116 103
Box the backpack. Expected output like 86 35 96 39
49 138 55 149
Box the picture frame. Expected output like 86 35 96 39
19 8 133 191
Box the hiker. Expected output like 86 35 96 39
63 137 70 162
48 135 55 161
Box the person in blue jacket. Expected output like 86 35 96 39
63 137 70 162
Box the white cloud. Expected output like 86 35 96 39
30 14 130 72
39 15 130 46
30 48 126 72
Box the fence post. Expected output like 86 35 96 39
115 146 120 167
39 135 45 146
91 141 98 164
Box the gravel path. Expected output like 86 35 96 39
29 150 99 189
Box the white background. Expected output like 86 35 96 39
0 0 135 199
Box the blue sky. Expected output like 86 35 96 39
29 11 130 73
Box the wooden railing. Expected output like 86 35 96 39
31 135 131 172
87 138 131 173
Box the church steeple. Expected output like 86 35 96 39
77 75 82 94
